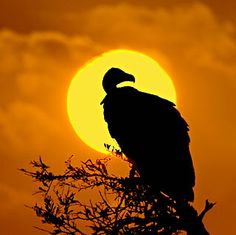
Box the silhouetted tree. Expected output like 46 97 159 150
20 153 214 235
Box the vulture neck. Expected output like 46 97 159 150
100 86 136 105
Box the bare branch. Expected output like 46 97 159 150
20 156 213 235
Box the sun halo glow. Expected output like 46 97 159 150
67 50 176 153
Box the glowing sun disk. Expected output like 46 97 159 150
67 50 176 153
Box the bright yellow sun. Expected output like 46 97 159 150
67 49 176 153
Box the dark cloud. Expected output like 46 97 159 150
1 0 236 34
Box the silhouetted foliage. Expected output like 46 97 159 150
20 154 214 235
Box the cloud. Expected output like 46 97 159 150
0 2 236 234
0 30 91 152
0 101 60 152
0 29 97 233
0 30 102 196
81 2 236 166
84 3 236 71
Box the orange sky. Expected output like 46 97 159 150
0 1 236 234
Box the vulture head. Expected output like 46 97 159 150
102 68 135 94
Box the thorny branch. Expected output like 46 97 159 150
20 155 215 235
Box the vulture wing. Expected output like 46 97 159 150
102 86 195 201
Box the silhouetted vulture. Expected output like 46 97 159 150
101 68 195 202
